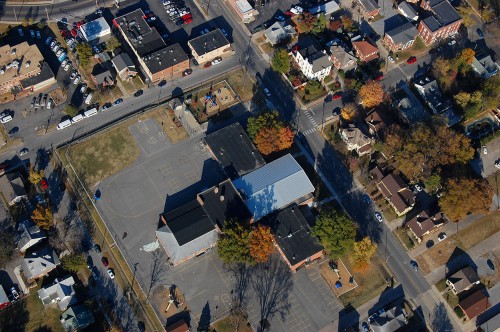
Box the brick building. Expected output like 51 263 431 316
418 0 462 45
188 29 232 65
352 40 379 62
113 9 189 83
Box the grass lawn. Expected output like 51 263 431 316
435 278 448 292
0 286 64 332
212 314 253 332
295 155 332 202
296 84 327 103
338 253 390 308
444 290 459 308
226 69 255 102
68 125 139 187
416 211 500 274
394 227 416 250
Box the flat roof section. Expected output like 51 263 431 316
0 42 44 85
189 29 230 57
143 43 189 74
204 122 265 179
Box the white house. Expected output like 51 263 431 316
398 1 419 21
339 125 372 155
293 39 332 81
38 276 77 310
471 54 499 79
80 17 111 42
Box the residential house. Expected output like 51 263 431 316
406 210 445 243
232 154 315 221
166 319 190 332
0 172 27 206
418 0 462 45
37 276 77 311
459 289 491 320
0 42 56 96
398 1 419 21
352 40 379 62
414 77 461 126
204 122 266 179
113 10 190 82
188 29 232 64
17 220 47 253
339 125 373 155
293 37 332 81
370 166 385 183
21 246 60 282
264 21 296 45
91 63 115 87
446 266 480 295
111 53 137 81
0 285 10 309
60 304 95 331
471 54 499 79
309 0 340 15
384 22 418 52
357 0 381 17
376 173 415 216
329 43 357 71
80 17 111 42
228 0 258 23
475 311 500 332
269 205 324 272
370 302 408 332
392 84 429 125
365 109 394 138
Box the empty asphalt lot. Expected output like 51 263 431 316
96 119 225 294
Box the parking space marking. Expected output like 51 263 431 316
160 164 172 176
184 169 197 182
177 156 190 166
148 137 157 144
137 122 148 133
168 178 181 191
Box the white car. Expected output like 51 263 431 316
107 268 115 279
388 56 395 63
483 146 487 154
80 83 87 93
66 38 75 46
53 43 61 52
438 233 447 242
414 184 422 192
50 40 57 49
64 63 71 71
495 160 500 169
211 58 222 65
448 40 456 46
70 71 77 80
0 115 12 123
73 76 81 85
374 212 383 223
263 88 271 97
61 59 69 67
46 98 53 110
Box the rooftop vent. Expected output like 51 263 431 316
214 187 219 193
219 195 224 202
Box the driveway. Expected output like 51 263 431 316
471 135 500 178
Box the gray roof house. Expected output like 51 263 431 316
398 1 419 21
232 154 315 220
329 43 357 70
384 22 418 52
17 220 46 253
37 276 77 311
111 53 137 81
446 266 480 295
91 63 115 87
339 125 373 156
414 77 461 127
0 173 27 206
370 302 408 332
392 83 429 125
21 246 60 281
264 21 296 45
472 54 499 79
60 304 95 331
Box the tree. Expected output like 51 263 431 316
271 49 290 74
340 15 354 31
341 103 358 122
305 80 323 95
0 228 16 268
432 58 457 92
76 43 93 67
217 220 253 264
249 224 275 263
454 91 482 119
312 14 327 33
456 48 475 67
359 81 384 108
439 178 493 221
296 13 318 33
254 125 294 155
482 75 500 111
61 253 86 272
106 36 121 52
423 173 442 193
22 18 29 27
352 237 377 271
31 204 53 230
247 111 281 140
457 4 475 27
28 167 44 185
64 104 79 117
312 210 356 258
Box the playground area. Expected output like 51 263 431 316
150 284 189 322
188 80 238 121
319 259 358 297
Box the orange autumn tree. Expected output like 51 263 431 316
254 126 294 155
359 81 384 108
249 224 275 263
31 203 53 230
352 237 377 272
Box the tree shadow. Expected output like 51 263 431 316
0 294 29 332
445 247 477 278
228 263 253 309
147 249 169 298
197 301 211 331
431 303 453 332
251 255 293 332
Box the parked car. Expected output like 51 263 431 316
101 103 112 111
93 243 101 254
45 37 52 45
182 68 193 77
0 114 12 124
374 212 383 223
448 40 456 46
388 55 395 63
101 257 109 267
134 90 143 97
10 287 19 300
211 57 222 65
438 233 447 242
487 258 495 271
263 88 271 97
107 268 115 279
275 15 285 21
113 98 123 106
362 322 369 332
333 92 342 100
477 28 484 38
19 147 29 156
52 43 61 52
30 30 35 38
426 240 434 249
64 62 71 71
50 40 57 49
204 61 212 68
483 145 487 154
407 56 417 64
73 75 81 85
414 183 422 192
70 71 77 80
80 83 87 94
221 28 228 37
61 59 69 67
36 30 41 39
46 98 53 109
410 260 419 271
31 97 36 108
18 28 24 37
9 127 19 136
495 160 500 169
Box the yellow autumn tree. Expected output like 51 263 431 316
359 81 384 108
352 237 377 272
249 224 275 263
31 204 53 230
28 167 44 185
341 103 358 122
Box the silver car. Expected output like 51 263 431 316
73 75 81 85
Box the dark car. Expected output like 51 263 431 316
487 258 495 271
9 127 19 136
101 256 109 267
182 68 193 77
134 90 143 97
410 260 419 271
426 240 434 248
113 98 123 106
93 243 101 254
477 28 484 38
158 80 167 88
175 19 185 26
324 94 333 103
362 322 369 332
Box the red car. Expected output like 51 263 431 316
40 179 49 190
292 45 299 52
374 74 384 81
61 30 71 38
101 257 109 267
333 93 342 100
407 56 417 64
71 28 78 37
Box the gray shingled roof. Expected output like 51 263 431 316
386 22 418 45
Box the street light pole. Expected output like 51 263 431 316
321 101 326 131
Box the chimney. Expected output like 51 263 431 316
214 187 219 194
219 195 224 202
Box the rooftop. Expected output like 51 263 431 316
61 304 95 331
269 206 324 267
370 303 407 332
142 43 189 74
0 42 45 85
112 53 135 72
352 40 379 61
329 44 357 68
377 173 415 214
0 172 27 203
398 1 418 17
385 22 418 45
365 109 394 136
37 276 76 310
309 0 341 14
22 246 60 280
448 266 480 293
264 21 296 44
80 17 111 42
392 84 429 124
189 29 230 56
91 63 114 85
114 9 165 56
358 0 380 13
17 220 46 252
232 154 314 220
297 37 332 73
459 289 491 319
406 210 444 238
19 61 55 89
204 122 265 179
198 179 252 227
431 0 461 27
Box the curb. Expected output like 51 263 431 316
1 0 54 5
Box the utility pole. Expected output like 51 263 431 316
45 7 50 22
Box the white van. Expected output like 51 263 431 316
84 92 93 105
57 119 72 130
0 115 12 123
84 108 98 118
71 114 84 123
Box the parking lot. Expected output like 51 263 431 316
471 135 500 178
245 0 309 32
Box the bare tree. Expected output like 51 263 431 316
431 303 453 332
147 250 169 298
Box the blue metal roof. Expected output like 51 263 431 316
232 154 314 220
